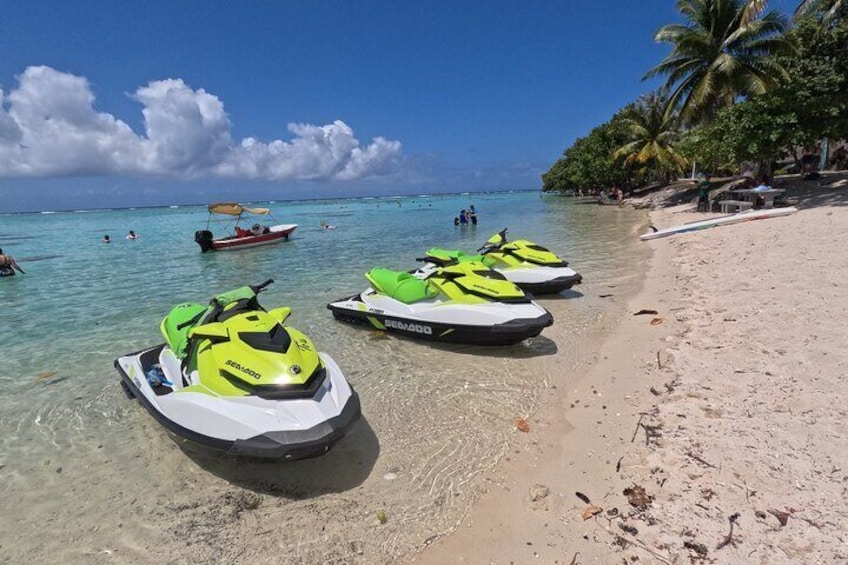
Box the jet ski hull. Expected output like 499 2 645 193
416 263 582 295
328 294 553 346
509 272 583 294
115 345 360 460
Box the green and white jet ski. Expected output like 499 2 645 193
115 280 360 460
418 228 582 295
328 261 553 346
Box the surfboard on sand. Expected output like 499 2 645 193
640 207 799 241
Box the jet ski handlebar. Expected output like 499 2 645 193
252 279 275 293
477 228 509 253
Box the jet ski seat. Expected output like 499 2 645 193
366 268 437 304
160 303 208 359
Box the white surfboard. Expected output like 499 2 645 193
640 207 799 241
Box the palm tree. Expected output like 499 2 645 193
795 0 845 20
645 0 791 124
613 92 688 180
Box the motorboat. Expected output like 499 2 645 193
194 202 297 252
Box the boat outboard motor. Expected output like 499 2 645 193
195 230 215 253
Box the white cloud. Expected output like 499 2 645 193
0 66 403 181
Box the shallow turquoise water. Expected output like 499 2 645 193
1 192 633 390
0 191 649 563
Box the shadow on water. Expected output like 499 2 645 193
178 416 380 498
18 254 64 262
0 235 45 242
417 334 559 359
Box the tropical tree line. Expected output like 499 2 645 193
542 0 848 192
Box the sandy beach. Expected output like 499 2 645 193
414 186 848 563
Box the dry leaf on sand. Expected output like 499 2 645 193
581 504 603 520
623 484 654 509
515 418 530 433
650 317 665 326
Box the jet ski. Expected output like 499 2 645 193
419 228 582 295
115 280 361 460
328 261 553 346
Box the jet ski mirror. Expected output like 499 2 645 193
189 322 230 340
268 307 292 325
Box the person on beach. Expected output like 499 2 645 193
0 248 25 276
751 175 772 208
103 235 111 244
697 174 711 212
126 230 139 240
753 175 771 192
831 146 847 170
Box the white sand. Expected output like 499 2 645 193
414 202 848 563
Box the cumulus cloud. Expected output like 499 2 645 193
0 66 402 181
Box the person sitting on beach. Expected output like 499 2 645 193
753 175 771 192
830 146 847 170
0 248 25 276
126 230 139 240
103 235 111 244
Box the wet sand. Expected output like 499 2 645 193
414 202 848 564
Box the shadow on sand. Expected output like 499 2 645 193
178 416 380 498
533 288 584 301
782 172 848 209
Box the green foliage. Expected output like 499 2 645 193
675 16 848 169
676 98 798 170
543 4 848 192
614 92 688 179
645 0 791 124
541 112 633 191
772 16 848 141
794 0 846 23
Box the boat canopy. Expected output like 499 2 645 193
208 202 270 216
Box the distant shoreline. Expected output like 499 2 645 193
0 188 536 216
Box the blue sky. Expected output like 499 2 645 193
0 0 795 212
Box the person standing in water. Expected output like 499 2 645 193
468 204 478 225
126 230 139 240
103 235 111 244
0 248 25 276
